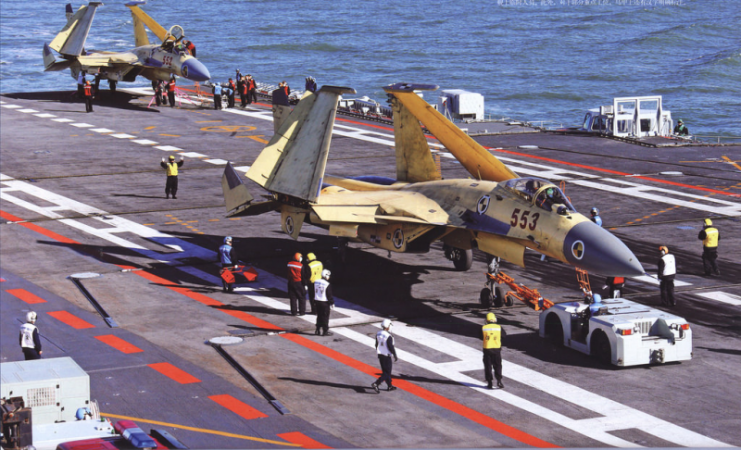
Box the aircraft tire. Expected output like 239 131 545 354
479 288 493 308
590 330 612 364
451 247 473 271
109 80 117 92
504 294 515 307
493 287 504 307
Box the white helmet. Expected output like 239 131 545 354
321 269 331 280
26 311 37 324
382 318 392 329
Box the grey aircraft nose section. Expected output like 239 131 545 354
563 221 644 277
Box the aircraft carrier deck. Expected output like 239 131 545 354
1 88 740 449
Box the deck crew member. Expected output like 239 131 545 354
184 39 196 57
371 319 398 393
77 71 85 98
212 82 222 110
305 76 317 93
658 246 676 306
272 81 291 133
482 312 505 389
20 311 42 360
219 236 235 268
167 76 177 108
83 80 94 113
287 253 306 316
590 207 602 227
674 119 689 136
227 78 236 108
240 77 248 107
302 253 323 315
160 155 184 199
698 218 721 276
154 80 164 106
314 269 334 335
246 75 257 104
604 276 624 298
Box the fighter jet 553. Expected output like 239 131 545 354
43 1 210 92
221 83 644 277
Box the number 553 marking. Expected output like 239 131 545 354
510 208 540 230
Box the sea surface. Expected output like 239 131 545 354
1 0 739 137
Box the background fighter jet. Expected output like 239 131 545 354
43 1 210 92
222 83 644 277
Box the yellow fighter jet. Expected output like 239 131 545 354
43 1 210 92
222 83 644 277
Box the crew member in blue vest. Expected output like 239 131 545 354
482 312 505 389
698 218 721 276
658 246 676 306
20 311 42 360
371 318 398 393
305 76 317 93
219 236 235 268
314 269 334 335
212 82 222 110
590 207 602 227
160 154 184 199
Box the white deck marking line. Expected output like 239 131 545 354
132 139 158 145
1 104 21 109
204 159 228 165
179 152 206 158
52 118 74 122
110 133 136 139
632 275 692 287
696 291 741 306
91 128 114 133
34 113 57 118
233 166 251 172
155 145 182 151
71 123 95 128
18 109 39 113
0 177 733 446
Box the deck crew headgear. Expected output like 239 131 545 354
26 311 37 324
382 318 392 329
321 269 331 280
486 312 497 323
224 236 232 245
660 245 669 255
704 218 712 226
294 252 302 262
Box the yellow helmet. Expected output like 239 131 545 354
486 312 497 323
704 218 713 226
307 253 316 261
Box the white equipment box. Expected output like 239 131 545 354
438 89 484 121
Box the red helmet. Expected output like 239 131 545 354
294 252 302 262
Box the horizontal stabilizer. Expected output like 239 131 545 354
247 86 356 203
384 83 518 183
49 2 102 57
43 43 72 71
221 162 255 213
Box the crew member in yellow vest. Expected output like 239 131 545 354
482 312 505 389
698 218 721 276
160 155 184 199
302 253 323 315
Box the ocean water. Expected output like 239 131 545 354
1 0 739 137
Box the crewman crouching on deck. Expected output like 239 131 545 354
161 154 184 199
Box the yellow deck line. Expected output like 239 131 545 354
722 156 741 172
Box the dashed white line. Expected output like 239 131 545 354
52 118 74 123
91 128 114 133
34 113 57 118
71 123 95 128
110 133 136 139
696 291 741 306
179 152 206 158
155 145 182 151
633 275 692 287
2 104 21 109
204 159 228 165
18 109 39 113
132 139 158 145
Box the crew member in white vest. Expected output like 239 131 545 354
658 246 676 306
314 269 334 336
19 311 42 360
371 319 398 393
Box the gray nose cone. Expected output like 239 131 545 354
563 221 644 277
182 58 210 82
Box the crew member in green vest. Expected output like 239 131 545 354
160 154 184 199
698 218 721 276
482 312 506 389
673 119 689 136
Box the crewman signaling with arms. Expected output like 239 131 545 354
483 312 505 389
20 311 42 360
161 155 184 199
371 319 398 393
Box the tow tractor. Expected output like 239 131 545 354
479 262 692 366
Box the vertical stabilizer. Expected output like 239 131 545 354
246 86 356 203
391 92 442 182
49 2 102 57
384 83 518 182
126 2 169 42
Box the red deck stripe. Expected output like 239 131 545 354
277 432 332 449
0 210 79 243
6 288 47 304
95 335 143 354
47 310 95 329
281 333 557 448
209 394 268 420
148 362 201 384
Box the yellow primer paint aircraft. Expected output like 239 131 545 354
43 1 210 92
222 83 644 277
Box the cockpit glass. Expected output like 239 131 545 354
533 185 576 214
503 177 549 201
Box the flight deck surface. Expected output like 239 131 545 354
1 89 740 449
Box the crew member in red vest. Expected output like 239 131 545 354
167 76 177 108
246 75 257 105
184 40 196 57
83 80 94 113
287 253 306 316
